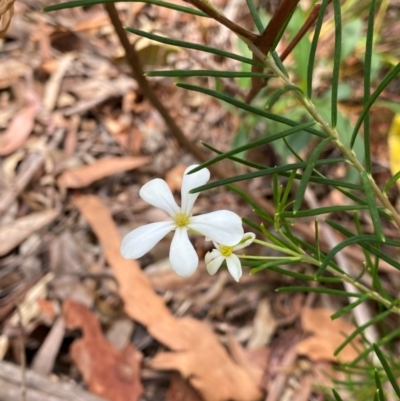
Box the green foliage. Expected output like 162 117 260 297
45 0 400 398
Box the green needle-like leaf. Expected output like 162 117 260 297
383 170 400 193
246 0 264 33
177 83 326 138
125 28 264 66
265 85 304 109
250 259 301 274
293 137 331 212
189 158 344 193
363 0 378 173
330 294 370 320
334 310 391 356
360 171 385 242
331 0 342 128
146 70 275 78
279 204 372 218
43 0 207 16
374 370 386 401
332 389 345 401
373 344 400 398
307 0 329 98
189 121 315 173
351 62 400 148
316 235 381 277
276 286 364 297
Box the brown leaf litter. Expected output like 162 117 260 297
74 194 263 401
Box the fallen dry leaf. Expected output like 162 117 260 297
63 299 143 401
0 209 59 256
0 0 14 38
57 156 150 188
165 164 187 192
296 307 362 363
166 374 203 401
74 195 262 401
0 91 41 156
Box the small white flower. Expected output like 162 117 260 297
205 232 256 282
121 165 244 277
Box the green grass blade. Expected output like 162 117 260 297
279 204 372 218
363 0 378 173
125 28 264 66
332 389 345 401
146 70 275 78
293 137 331 212
246 0 264 33
177 83 326 137
276 286 364 297
330 294 370 320
316 235 381 277
43 0 207 16
360 171 385 242
331 0 342 128
307 0 329 98
373 344 400 398
351 63 400 148
334 310 391 356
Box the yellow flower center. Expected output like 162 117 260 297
220 245 233 257
175 213 190 227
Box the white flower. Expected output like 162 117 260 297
121 165 244 277
205 232 256 282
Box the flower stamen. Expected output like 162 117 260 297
220 245 233 257
175 213 190 227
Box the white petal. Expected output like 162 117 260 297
169 227 199 277
139 178 180 217
181 165 210 215
226 254 242 282
120 221 175 259
189 210 244 246
233 232 256 251
206 254 225 275
204 249 221 264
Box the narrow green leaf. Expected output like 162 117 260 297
279 204 372 218
325 219 400 270
331 0 342 128
363 0 378 173
190 158 345 193
307 0 330 98
265 265 342 282
177 83 326 138
246 0 264 33
43 0 207 16
383 170 400 193
125 27 264 66
334 309 391 356
242 217 263 232
332 389 345 401
191 121 315 173
373 344 400 397
316 235 381 277
146 70 275 78
349 327 400 366
330 294 370 320
374 370 386 401
293 137 331 212
373 390 379 401
265 85 304 109
360 171 385 242
276 286 364 297
250 258 301 274
280 169 297 211
351 63 400 148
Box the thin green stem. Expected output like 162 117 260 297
247 42 400 230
